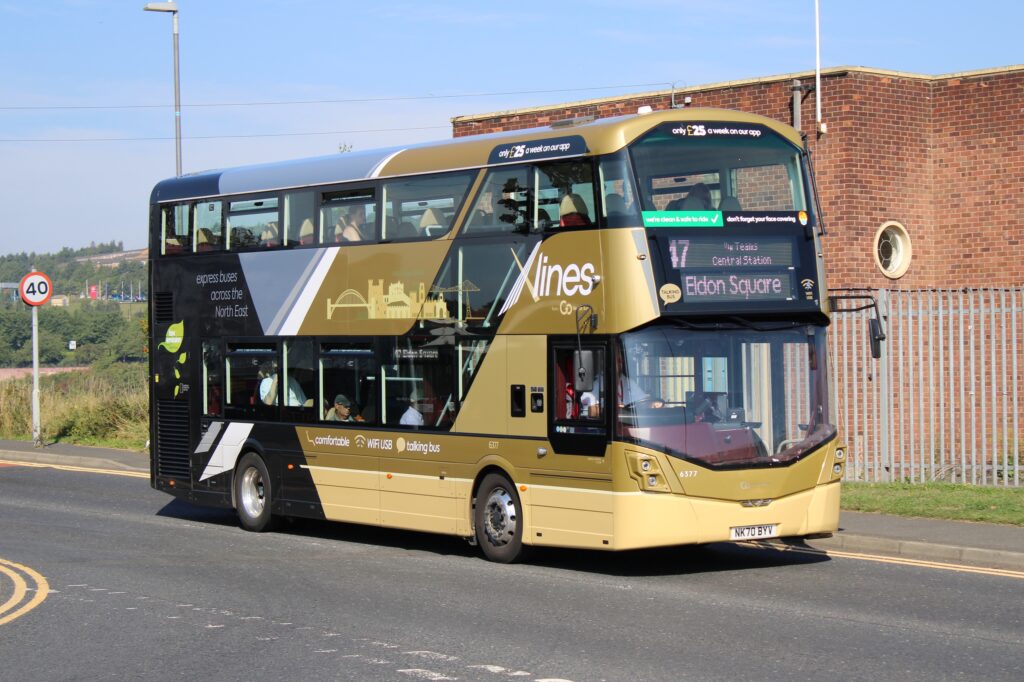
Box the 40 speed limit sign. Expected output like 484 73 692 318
19 271 53 306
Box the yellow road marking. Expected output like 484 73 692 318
0 564 27 615
0 558 50 626
0 459 148 479
758 541 1024 580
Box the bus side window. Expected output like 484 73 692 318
283 190 315 247
281 339 316 423
382 340 455 429
598 150 640 227
553 346 605 422
321 188 376 244
162 204 191 255
224 343 276 419
536 160 595 230
203 341 223 417
464 166 531 235
227 197 280 251
320 342 378 424
382 171 475 241
195 201 223 252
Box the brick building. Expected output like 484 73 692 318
452 65 1024 291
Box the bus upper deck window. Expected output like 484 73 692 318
465 167 530 235
162 204 191 255
321 189 376 244
382 171 474 241
195 201 223 252
536 160 595 231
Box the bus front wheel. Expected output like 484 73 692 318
474 473 528 563
234 453 276 532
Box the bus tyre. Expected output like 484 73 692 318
475 473 528 563
234 453 276 532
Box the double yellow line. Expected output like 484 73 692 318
0 558 49 626
0 459 148 479
758 541 1024 580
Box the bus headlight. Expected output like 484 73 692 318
833 463 844 476
834 448 846 461
626 452 670 493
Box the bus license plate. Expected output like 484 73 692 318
730 524 779 540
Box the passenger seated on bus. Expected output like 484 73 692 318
558 193 591 227
260 222 280 247
298 218 315 246
718 195 742 212
681 183 713 210
325 394 363 422
400 394 424 427
257 360 307 407
338 205 367 242
419 208 445 236
195 228 217 252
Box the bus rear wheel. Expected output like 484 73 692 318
234 453 276 532
474 473 528 563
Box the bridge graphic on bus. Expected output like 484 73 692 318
325 278 486 322
326 279 450 321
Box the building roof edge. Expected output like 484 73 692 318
451 64 1024 124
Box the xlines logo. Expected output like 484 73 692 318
498 242 598 315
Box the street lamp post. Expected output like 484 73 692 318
143 1 181 176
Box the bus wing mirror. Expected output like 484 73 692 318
574 350 594 392
869 317 885 360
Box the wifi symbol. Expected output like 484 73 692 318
355 435 367 448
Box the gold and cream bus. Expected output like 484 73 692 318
149 108 844 562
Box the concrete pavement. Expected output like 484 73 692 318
2 439 1022 572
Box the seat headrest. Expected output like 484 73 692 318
419 208 444 228
299 218 314 238
196 228 212 244
260 223 279 241
718 195 741 212
559 193 589 217
680 193 709 210
604 193 626 215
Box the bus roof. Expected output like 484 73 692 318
150 108 802 204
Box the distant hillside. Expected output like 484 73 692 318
74 249 147 268
0 241 146 299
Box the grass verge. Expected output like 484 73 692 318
0 363 148 451
842 481 1024 526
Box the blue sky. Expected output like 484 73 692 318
1 0 1021 256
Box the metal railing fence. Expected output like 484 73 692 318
830 288 1022 486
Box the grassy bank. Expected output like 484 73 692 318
0 363 148 451
841 481 1024 526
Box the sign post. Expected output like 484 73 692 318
19 270 52 447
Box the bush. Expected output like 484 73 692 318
0 364 148 451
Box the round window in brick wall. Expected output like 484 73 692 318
873 221 912 279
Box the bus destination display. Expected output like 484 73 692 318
667 236 798 302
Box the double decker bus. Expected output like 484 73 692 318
149 108 844 562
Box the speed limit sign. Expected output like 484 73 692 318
19 271 53 307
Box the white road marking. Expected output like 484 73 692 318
405 651 460 662
397 670 458 681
